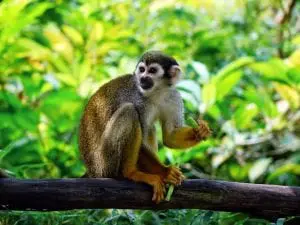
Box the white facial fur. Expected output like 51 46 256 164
135 62 182 96
135 62 166 94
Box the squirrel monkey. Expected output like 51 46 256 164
79 51 211 203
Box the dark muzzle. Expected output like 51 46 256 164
140 76 154 90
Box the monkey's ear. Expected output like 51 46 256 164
169 65 182 84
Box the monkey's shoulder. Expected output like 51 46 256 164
86 74 138 113
99 74 135 92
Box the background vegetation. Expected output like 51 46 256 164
0 0 299 224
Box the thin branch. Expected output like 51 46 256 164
276 0 297 58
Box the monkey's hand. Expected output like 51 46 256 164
164 166 184 186
148 175 166 203
193 120 211 141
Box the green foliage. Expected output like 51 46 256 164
0 0 299 224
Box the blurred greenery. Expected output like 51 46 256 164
0 0 299 224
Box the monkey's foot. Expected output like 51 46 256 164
193 120 212 141
149 175 166 204
164 166 184 186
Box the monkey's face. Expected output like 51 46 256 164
134 55 182 95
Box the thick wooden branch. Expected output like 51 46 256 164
0 178 299 218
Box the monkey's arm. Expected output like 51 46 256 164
162 125 210 149
160 91 211 149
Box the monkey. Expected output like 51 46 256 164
79 51 211 203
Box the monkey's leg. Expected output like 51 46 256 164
138 147 184 185
109 103 166 203
138 127 184 185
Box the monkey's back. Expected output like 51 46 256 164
78 74 141 175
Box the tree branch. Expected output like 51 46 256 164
0 178 299 219
276 0 297 58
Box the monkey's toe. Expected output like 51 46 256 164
151 176 166 203
165 166 184 185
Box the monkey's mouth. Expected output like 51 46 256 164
140 77 154 90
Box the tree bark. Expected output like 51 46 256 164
0 178 299 218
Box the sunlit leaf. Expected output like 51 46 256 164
288 49 300 68
212 150 231 169
77 59 92 83
177 79 201 102
191 61 209 83
87 21 104 47
249 59 291 84
44 23 74 63
215 70 242 101
244 87 278 118
216 57 254 79
267 163 300 183
249 158 272 182
62 25 84 46
55 73 78 87
229 163 249 181
233 103 258 129
16 38 51 60
274 82 299 109
201 82 216 113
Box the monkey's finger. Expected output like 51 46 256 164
165 173 178 182
168 167 183 178
152 193 156 202
158 192 164 204
152 186 158 202
162 184 166 194
171 169 183 178
165 177 181 186
169 171 183 181
154 189 164 204
170 167 182 174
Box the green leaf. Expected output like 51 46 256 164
177 80 201 108
186 117 198 128
62 25 84 46
229 163 249 181
77 59 92 83
233 103 258 129
215 70 242 101
276 218 285 225
249 158 272 182
244 87 278 118
0 1 53 52
216 57 254 79
177 80 201 102
249 59 290 84
212 150 231 169
87 21 104 48
267 163 300 183
55 73 78 87
44 23 74 63
191 61 209 83
274 82 300 109
201 81 216 112
14 109 40 132
16 38 51 60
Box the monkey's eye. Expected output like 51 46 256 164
139 66 145 73
148 67 157 74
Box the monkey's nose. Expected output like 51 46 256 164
140 76 154 90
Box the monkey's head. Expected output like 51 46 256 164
134 51 182 94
